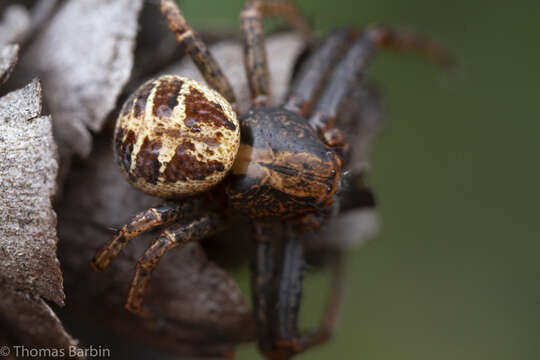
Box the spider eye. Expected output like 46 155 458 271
114 75 240 199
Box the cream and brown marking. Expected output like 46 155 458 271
114 75 240 199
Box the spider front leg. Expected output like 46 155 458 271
242 0 272 107
241 0 311 108
126 212 228 315
91 201 196 272
160 0 237 105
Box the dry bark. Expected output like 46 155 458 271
0 79 63 305
0 77 81 356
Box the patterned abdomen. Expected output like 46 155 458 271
114 75 240 199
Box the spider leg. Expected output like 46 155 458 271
242 0 312 108
277 251 346 356
91 201 196 272
273 226 303 356
268 226 346 358
308 25 454 134
251 222 281 354
241 0 272 107
125 212 227 315
284 29 352 117
160 0 237 106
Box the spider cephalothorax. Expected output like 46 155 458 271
227 107 342 218
92 1 452 359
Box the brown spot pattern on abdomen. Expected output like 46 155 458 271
133 137 162 184
184 87 236 131
152 77 183 119
163 142 225 182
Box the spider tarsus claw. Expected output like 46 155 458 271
124 303 137 314
89 258 106 272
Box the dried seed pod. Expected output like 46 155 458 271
114 75 240 198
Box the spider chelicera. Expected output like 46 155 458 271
91 0 452 358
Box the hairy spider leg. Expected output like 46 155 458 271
286 172 380 352
252 224 347 359
160 0 237 106
277 251 346 356
308 25 455 133
126 213 228 315
241 0 312 108
91 201 196 272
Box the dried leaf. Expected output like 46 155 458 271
56 132 254 357
162 33 306 115
0 44 18 85
0 291 79 356
0 79 63 305
22 0 144 158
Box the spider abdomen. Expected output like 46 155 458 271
114 75 240 199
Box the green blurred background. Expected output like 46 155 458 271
180 0 539 359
